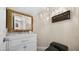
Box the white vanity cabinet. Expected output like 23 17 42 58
5 33 37 51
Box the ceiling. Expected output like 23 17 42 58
9 7 43 16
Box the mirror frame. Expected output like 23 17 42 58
6 8 33 32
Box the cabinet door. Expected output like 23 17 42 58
23 36 37 51
6 34 37 51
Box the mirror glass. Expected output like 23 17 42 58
13 13 32 31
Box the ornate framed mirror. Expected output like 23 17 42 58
6 8 33 32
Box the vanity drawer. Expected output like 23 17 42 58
8 38 36 50
8 39 32 47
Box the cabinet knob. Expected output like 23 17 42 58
24 46 27 48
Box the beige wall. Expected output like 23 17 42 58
37 7 79 51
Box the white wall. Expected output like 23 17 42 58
0 7 6 51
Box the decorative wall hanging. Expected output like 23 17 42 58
52 10 70 23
